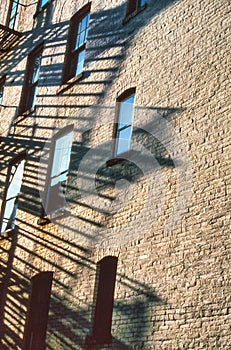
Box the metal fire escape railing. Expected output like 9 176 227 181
0 24 21 53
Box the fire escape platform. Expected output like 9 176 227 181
0 24 21 53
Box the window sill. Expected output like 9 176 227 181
122 4 147 25
20 106 36 116
33 0 53 18
37 216 51 226
0 227 17 239
38 207 70 226
56 72 84 95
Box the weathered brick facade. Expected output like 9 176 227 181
0 0 230 349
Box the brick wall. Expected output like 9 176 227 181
0 0 230 349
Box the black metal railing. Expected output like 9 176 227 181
0 23 21 53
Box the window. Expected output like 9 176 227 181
126 0 146 17
63 3 91 83
7 0 20 30
38 0 50 9
23 272 53 350
19 43 43 115
0 152 26 234
0 75 6 105
86 256 118 345
42 125 73 216
114 88 136 157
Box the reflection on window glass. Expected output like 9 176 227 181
39 0 49 9
115 93 135 156
8 0 20 30
0 76 6 105
44 125 73 215
0 153 26 234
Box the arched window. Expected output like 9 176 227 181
114 87 136 157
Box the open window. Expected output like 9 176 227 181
0 152 26 234
42 125 74 216
62 3 91 84
23 272 53 350
114 88 136 157
86 256 118 345
19 43 43 115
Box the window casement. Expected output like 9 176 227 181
7 0 20 30
0 75 6 106
114 88 136 157
86 256 118 346
62 3 91 84
23 272 53 350
19 43 43 115
42 125 74 216
0 152 26 235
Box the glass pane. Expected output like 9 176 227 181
46 129 73 213
75 14 90 49
28 85 37 110
118 95 135 126
6 160 25 201
0 88 3 105
116 126 132 155
1 198 16 233
1 158 25 233
81 14 90 32
11 2 17 17
32 55 42 84
77 31 85 48
40 0 49 8
75 49 85 76
51 132 73 179
8 18 15 29
8 0 19 29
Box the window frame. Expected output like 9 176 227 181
38 0 50 10
86 256 118 346
123 0 147 24
7 0 20 30
0 152 26 235
19 43 43 116
42 124 74 217
62 3 91 84
0 75 6 106
113 87 136 158
23 271 53 350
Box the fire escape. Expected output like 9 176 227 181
0 0 22 53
